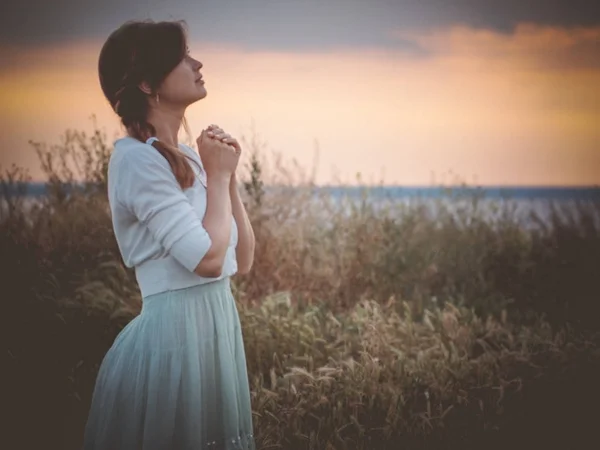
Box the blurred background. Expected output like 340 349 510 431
2 1 599 450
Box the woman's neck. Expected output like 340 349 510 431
146 105 185 148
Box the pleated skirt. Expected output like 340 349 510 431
82 277 255 450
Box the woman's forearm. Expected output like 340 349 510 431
194 173 233 277
230 175 255 274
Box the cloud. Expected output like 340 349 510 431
1 0 599 52
1 21 598 186
1 0 599 186
444 0 600 31
392 23 600 71
389 23 600 123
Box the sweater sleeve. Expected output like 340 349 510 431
116 148 212 272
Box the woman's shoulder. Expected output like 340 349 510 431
113 136 156 156
110 136 201 171
111 136 170 168
108 137 175 194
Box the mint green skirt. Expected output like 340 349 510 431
83 277 255 449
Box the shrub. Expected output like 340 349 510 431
2 123 599 449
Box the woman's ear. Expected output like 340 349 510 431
138 81 152 95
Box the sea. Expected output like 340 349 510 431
2 183 599 230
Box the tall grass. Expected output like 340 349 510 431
3 123 600 449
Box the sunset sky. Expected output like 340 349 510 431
1 0 599 186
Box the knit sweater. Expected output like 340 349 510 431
107 136 237 298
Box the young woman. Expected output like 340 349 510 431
83 19 256 449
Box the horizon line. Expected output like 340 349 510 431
7 181 600 190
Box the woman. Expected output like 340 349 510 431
83 19 256 449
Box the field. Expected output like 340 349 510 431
3 126 600 450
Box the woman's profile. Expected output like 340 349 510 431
83 19 256 449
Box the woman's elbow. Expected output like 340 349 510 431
193 257 224 278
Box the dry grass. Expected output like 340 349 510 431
3 123 600 449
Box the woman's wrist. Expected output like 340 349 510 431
229 172 240 191
206 171 232 185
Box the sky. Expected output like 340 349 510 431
0 0 599 186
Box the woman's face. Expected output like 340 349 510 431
156 48 207 107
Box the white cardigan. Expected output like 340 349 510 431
107 136 238 298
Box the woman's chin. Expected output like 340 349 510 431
190 87 208 103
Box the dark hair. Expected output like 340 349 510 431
98 19 200 189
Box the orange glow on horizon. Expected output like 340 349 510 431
0 24 598 186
